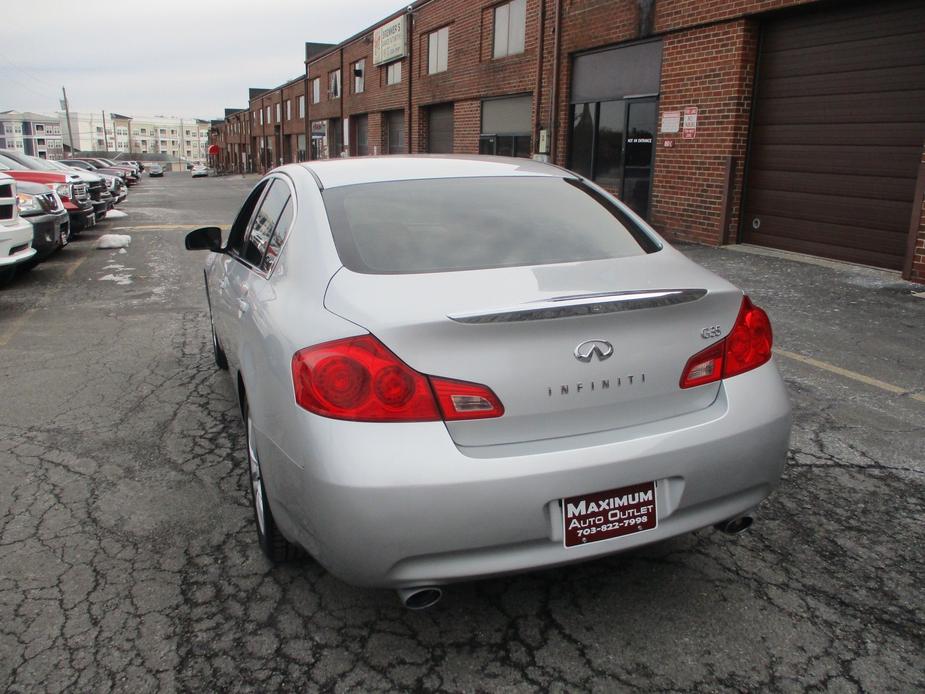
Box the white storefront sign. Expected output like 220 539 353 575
373 16 407 66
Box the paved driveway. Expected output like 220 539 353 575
1 173 922 692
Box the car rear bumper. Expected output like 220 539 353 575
264 360 791 588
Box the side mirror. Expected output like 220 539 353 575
185 226 224 252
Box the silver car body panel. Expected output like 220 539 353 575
204 157 792 589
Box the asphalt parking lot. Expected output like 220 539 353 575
1 172 923 693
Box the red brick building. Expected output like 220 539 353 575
212 0 925 282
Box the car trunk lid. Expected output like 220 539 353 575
324 251 744 447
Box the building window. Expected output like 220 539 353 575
298 95 305 118
286 100 291 121
276 103 281 122
354 59 365 94
479 95 532 158
329 70 341 99
386 61 402 86
493 0 526 58
312 78 321 104
428 26 449 74
259 110 264 125
35 124 45 133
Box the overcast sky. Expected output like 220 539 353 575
1 0 406 120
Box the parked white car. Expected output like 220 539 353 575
191 164 209 178
0 173 37 285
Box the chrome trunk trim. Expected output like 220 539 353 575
448 289 708 324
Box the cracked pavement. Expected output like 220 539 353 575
1 173 923 692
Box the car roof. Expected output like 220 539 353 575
297 155 575 189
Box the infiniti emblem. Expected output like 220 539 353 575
575 339 614 363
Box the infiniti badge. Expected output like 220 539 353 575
575 339 614 363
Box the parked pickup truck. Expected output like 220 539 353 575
16 179 70 263
0 172 37 286
0 156 95 232
0 150 111 223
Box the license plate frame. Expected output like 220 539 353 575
562 481 658 548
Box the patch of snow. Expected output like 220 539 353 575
97 234 132 249
106 209 128 219
99 273 133 285
119 248 127 254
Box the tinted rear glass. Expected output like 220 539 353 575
322 176 658 274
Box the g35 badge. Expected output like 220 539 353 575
701 325 722 339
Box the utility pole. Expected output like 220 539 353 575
101 110 110 151
61 87 75 155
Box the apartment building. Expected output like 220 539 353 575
210 0 925 283
58 112 210 160
0 111 66 159
128 116 210 159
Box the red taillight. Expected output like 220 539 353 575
680 296 773 389
292 335 503 422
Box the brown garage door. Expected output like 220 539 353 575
743 0 925 269
427 104 454 154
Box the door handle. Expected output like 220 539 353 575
237 299 249 314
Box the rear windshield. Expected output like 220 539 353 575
322 176 659 274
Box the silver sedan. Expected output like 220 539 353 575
186 156 791 608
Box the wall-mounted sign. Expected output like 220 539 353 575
311 120 327 138
661 111 680 133
663 139 674 148
682 107 698 139
373 16 407 66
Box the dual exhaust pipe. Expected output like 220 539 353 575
396 515 754 609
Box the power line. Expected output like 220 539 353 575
0 49 60 92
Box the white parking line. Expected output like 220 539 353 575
775 349 925 403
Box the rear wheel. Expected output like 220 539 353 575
0 267 15 287
244 399 299 562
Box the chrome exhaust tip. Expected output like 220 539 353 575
397 586 443 610
714 515 754 535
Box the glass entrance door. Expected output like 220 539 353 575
568 97 657 218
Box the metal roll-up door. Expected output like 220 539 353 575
428 104 454 154
743 0 925 269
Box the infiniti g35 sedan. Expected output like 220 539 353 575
186 156 791 608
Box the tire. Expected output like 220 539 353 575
0 267 15 287
243 398 299 562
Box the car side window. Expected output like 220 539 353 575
226 180 268 256
260 198 293 274
243 179 290 268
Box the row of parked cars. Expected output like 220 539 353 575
0 153 143 285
